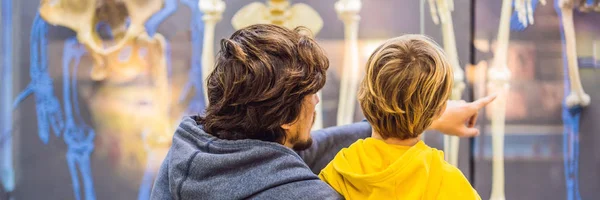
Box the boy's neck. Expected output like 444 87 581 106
371 129 420 146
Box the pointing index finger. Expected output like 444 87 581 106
470 94 498 110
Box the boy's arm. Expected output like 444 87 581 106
297 121 371 174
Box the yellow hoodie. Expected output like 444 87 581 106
319 138 481 200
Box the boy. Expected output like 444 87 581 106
319 35 481 199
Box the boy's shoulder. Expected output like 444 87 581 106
438 160 481 200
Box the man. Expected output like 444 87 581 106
150 24 495 199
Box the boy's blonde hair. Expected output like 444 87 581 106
358 34 453 139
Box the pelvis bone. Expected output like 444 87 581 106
231 0 323 35
40 0 165 81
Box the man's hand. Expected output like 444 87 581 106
429 94 497 137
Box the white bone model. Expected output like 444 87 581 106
488 0 524 199
428 0 465 167
335 0 362 126
558 0 591 108
199 0 226 104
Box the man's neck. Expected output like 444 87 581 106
371 129 420 146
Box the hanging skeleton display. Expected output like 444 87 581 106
428 0 465 167
555 1 594 200
514 1 593 199
335 0 362 126
556 0 592 109
487 1 516 199
231 0 326 129
506 0 595 199
13 14 95 200
11 0 183 199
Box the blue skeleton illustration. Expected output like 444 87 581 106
12 13 95 200
1 0 15 193
6 0 205 199
181 0 207 115
555 1 581 198
138 1 206 199
146 0 179 38
14 14 65 145
554 1 597 199
61 38 96 200
136 0 180 199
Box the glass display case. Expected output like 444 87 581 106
0 0 598 199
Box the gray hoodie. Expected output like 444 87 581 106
150 116 371 200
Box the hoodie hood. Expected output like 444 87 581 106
331 138 446 199
154 116 340 200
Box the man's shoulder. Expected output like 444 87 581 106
248 178 342 200
174 137 337 199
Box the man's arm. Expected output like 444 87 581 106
297 94 497 174
297 121 371 174
429 94 497 137
150 150 174 200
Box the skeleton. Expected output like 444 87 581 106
557 0 591 108
487 1 516 200
510 1 593 199
61 38 96 200
176 0 208 115
231 0 326 129
428 0 465 167
39 0 174 144
231 0 323 33
13 14 93 199
39 0 164 82
510 0 591 108
199 0 225 104
11 1 176 199
335 0 361 126
513 0 542 29
555 1 595 200
487 1 550 200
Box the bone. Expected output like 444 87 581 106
335 0 362 126
527 0 535 25
232 1 323 35
428 0 440 24
487 1 514 200
430 0 464 167
515 0 526 27
39 0 168 81
199 0 225 104
123 0 164 38
559 5 591 108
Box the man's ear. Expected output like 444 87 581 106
281 123 293 130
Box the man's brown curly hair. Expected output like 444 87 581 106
197 24 329 144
